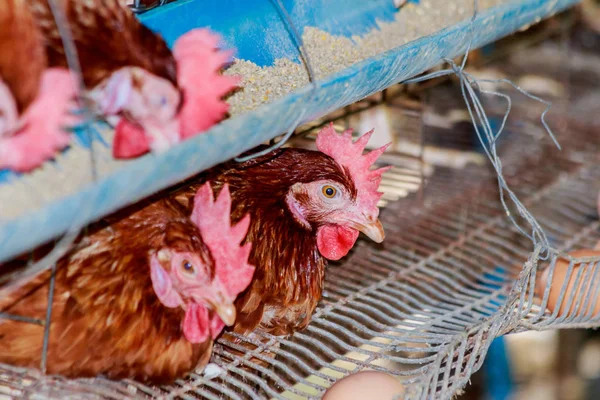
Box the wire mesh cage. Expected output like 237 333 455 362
1 0 599 399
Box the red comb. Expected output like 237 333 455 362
315 123 391 214
191 183 254 298
174 29 240 139
0 68 78 172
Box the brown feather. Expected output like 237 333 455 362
0 0 46 113
0 198 213 383
28 0 177 88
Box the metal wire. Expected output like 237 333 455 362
46 0 98 182
128 0 170 14
404 0 560 263
40 263 57 374
0 313 43 325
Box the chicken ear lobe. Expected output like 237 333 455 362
101 69 133 115
150 254 183 308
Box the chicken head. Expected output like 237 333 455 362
286 123 391 261
150 248 229 344
111 29 238 159
95 67 181 152
151 182 255 344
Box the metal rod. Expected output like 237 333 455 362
0 313 44 325
46 0 97 183
129 0 169 14
40 263 57 374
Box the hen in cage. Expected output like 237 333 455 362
1 0 599 399
0 182 254 383
28 0 237 158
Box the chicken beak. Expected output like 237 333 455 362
213 302 237 326
349 217 385 243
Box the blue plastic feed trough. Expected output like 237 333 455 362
0 0 580 263
140 0 400 66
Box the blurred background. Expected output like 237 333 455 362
445 2 600 399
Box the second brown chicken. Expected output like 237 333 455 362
0 183 254 383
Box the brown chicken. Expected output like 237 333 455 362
0 0 77 172
0 183 254 383
28 0 181 152
28 0 238 159
172 124 390 336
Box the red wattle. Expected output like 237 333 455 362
182 304 210 343
316 225 359 261
113 119 150 159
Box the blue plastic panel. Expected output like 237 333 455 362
140 0 399 66
0 0 579 263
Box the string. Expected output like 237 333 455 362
234 0 318 162
404 0 560 260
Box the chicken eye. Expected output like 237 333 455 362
152 95 167 107
321 185 337 198
181 260 195 274
151 95 168 107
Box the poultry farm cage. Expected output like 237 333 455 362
1 0 599 399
